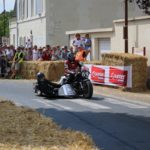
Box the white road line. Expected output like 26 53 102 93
32 99 73 111
69 99 111 110
106 98 148 109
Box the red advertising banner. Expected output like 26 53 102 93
109 67 128 86
91 66 105 83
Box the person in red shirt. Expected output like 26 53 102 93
65 53 81 74
42 49 51 61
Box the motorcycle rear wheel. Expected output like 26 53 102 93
82 80 93 99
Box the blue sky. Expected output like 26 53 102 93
0 0 15 13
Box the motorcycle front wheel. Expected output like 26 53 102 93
82 80 93 99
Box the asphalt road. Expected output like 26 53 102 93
0 80 150 150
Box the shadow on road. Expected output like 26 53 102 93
37 107 150 150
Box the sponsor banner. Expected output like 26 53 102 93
109 67 128 86
91 66 105 83
85 64 132 88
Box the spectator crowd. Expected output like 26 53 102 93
0 33 91 78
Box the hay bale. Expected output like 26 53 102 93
0 100 98 150
19 61 65 81
20 61 39 79
101 53 148 91
37 61 65 81
84 61 102 65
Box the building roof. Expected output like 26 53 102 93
66 28 113 35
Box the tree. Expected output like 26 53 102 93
129 0 150 15
0 10 15 37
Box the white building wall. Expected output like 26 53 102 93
111 23 124 52
11 0 46 47
11 0 147 48
18 17 46 47
9 19 17 48
9 29 17 47
46 0 144 46
112 16 150 65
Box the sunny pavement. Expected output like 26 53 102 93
93 84 150 104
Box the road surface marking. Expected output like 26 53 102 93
106 98 148 109
69 99 111 110
32 99 73 110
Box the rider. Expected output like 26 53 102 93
36 72 60 96
65 52 82 74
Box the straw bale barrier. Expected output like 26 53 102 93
20 61 65 81
84 60 102 65
0 100 98 150
101 53 148 91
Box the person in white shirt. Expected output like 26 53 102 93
32 45 39 61
72 33 85 53
25 39 32 48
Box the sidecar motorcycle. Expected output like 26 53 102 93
34 66 93 99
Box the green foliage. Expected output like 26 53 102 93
0 10 15 37
129 0 150 15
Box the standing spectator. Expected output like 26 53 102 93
0 48 6 77
46 45 52 60
56 45 61 51
38 47 43 61
72 33 85 53
84 34 92 61
32 45 39 61
9 45 15 60
75 45 86 62
62 46 68 60
27 47 33 60
25 39 32 48
11 47 24 79
5 46 12 61
42 48 51 61
57 50 63 60
69 46 74 54
51 47 58 61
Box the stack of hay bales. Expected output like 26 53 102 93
101 53 148 91
20 61 65 81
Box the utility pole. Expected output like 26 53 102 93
124 0 128 53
